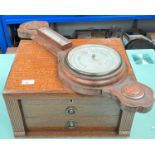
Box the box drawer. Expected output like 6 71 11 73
21 96 120 131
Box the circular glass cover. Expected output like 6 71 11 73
66 44 122 76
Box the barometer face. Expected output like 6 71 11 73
66 44 122 76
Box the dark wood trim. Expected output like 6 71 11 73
3 95 26 137
118 110 135 135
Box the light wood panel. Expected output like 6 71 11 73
4 39 133 95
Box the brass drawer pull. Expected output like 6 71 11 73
66 120 78 129
65 106 77 115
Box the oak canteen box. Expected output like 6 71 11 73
3 39 154 138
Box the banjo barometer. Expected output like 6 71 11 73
17 21 154 113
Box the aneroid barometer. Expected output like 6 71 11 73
18 21 154 113
66 44 122 76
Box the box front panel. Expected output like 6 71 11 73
20 96 121 132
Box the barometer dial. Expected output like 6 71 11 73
66 44 122 76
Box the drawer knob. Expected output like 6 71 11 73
66 120 77 129
65 106 77 115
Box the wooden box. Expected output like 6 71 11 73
3 39 135 137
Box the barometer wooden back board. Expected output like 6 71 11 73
3 21 154 138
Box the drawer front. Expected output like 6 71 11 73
21 96 120 130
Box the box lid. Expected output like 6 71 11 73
4 39 133 95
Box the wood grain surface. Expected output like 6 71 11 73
4 38 133 95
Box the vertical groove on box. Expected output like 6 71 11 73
4 96 25 136
118 110 135 135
